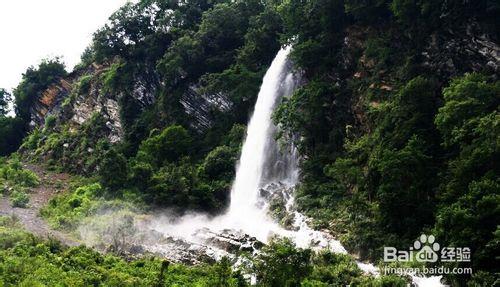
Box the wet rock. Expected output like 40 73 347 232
194 228 263 254
260 182 296 227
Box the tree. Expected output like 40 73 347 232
14 58 66 125
434 73 499 277
199 146 236 182
99 148 128 192
137 125 192 167
0 117 24 156
435 73 499 148
374 136 435 237
0 88 11 116
345 0 391 23
254 238 312 287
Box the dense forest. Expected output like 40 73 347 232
0 0 498 286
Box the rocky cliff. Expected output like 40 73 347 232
29 62 234 143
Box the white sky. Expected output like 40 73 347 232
0 0 130 93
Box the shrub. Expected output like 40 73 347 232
137 125 192 167
199 146 237 181
44 115 57 131
41 183 103 229
99 148 127 192
254 238 312 286
77 75 92 94
0 158 40 188
21 128 43 150
10 190 29 208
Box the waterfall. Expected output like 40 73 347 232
223 46 298 239
149 46 444 287
228 47 291 214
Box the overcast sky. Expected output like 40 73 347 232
0 0 130 93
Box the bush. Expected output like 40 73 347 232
0 220 249 287
44 115 57 131
0 157 40 188
137 125 192 167
41 182 103 229
199 146 237 181
0 117 25 156
99 148 128 192
77 74 92 94
254 238 312 286
10 190 29 208
23 113 112 175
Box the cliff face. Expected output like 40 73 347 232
339 23 500 135
422 23 500 78
30 77 74 127
29 63 233 143
28 64 121 143
180 86 233 131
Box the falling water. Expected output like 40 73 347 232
222 46 297 240
148 46 444 286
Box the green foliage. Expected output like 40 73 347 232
253 238 407 286
99 148 128 192
41 182 104 230
390 0 497 34
14 58 67 124
102 61 132 93
282 76 441 260
199 146 237 182
77 74 92 95
0 216 32 250
0 216 249 286
374 135 435 236
3 58 65 156
306 251 406 286
2 1 497 285
345 0 391 23
10 190 29 208
364 37 391 69
0 157 39 208
278 0 345 73
274 80 347 157
435 73 499 148
128 161 153 191
158 1 263 85
44 115 56 131
433 73 499 278
137 125 192 167
23 113 112 174
0 117 25 156
253 238 312 287
130 122 242 211
147 160 198 208
0 157 40 188
31 0 288 216
0 88 11 116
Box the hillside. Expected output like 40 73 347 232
0 0 498 286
